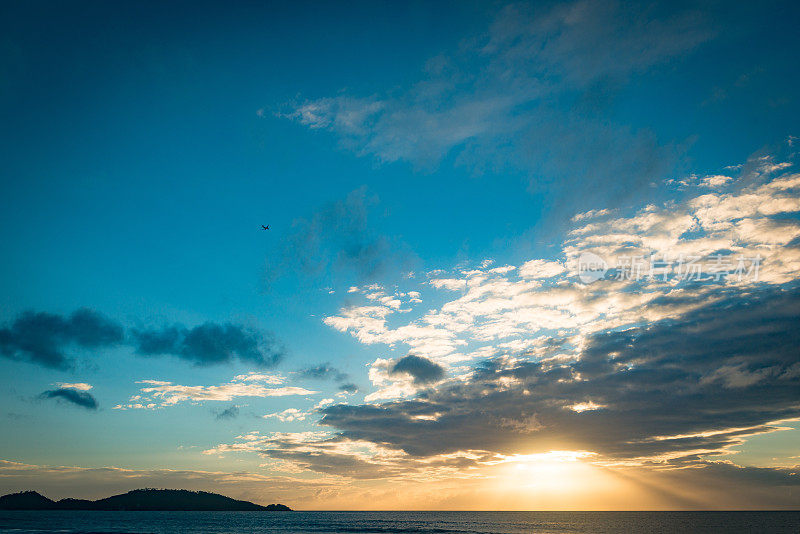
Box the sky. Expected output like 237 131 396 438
0 0 799 510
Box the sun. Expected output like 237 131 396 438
481 450 634 509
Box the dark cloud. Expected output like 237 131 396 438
390 355 444 384
39 388 98 410
321 285 800 462
298 362 358 393
131 322 284 367
274 187 413 282
338 382 359 394
0 309 286 370
0 309 123 369
298 363 349 382
693 461 800 487
213 406 239 420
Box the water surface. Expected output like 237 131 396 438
1 510 798 533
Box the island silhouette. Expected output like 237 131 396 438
0 489 291 511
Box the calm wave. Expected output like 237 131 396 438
1 510 798 534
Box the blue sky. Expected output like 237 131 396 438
1 0 799 510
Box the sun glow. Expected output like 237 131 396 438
481 450 635 509
491 450 599 493
497 451 597 464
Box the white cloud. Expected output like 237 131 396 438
232 372 286 384
569 402 606 413
700 174 733 188
518 259 565 279
571 208 613 222
364 358 423 402
321 161 800 376
264 408 309 422
56 382 92 391
430 278 466 291
114 375 316 409
314 398 336 410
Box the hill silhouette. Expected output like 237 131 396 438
0 489 291 511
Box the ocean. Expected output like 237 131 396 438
0 511 799 534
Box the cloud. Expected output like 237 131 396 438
0 308 123 369
390 355 444 385
518 259 565 279
297 362 358 394
203 430 482 481
0 458 354 510
429 278 466 291
309 158 800 471
279 0 714 215
114 374 316 409
199 427 800 511
0 310 288 370
56 382 93 391
319 285 800 464
322 161 800 369
273 187 413 283
232 372 286 384
338 383 359 394
1 456 798 510
363 358 427 402
263 408 308 422
213 406 239 420
131 322 284 367
297 363 349 382
39 387 98 410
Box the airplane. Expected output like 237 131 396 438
261 225 270 230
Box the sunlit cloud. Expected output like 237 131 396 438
309 155 800 478
323 158 800 370
113 374 316 409
264 408 309 422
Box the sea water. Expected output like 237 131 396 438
0 510 798 533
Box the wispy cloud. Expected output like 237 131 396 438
114 374 316 409
297 363 350 382
203 430 484 481
296 362 358 394
271 187 413 283
0 458 351 509
278 0 715 217
213 405 240 420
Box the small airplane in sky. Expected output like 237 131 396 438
261 225 270 230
